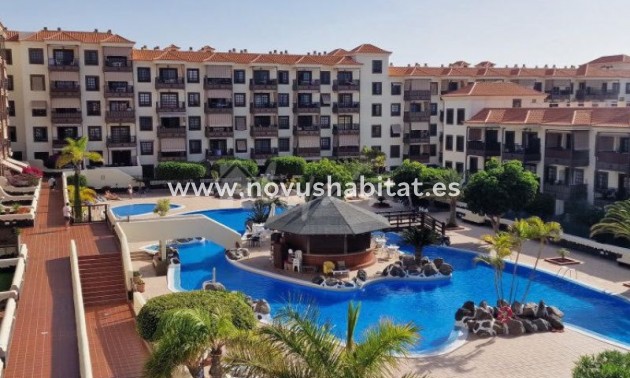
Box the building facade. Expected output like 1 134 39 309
0 23 11 167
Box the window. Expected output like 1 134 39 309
574 169 584 185
430 144 437 156
85 76 99 91
371 125 382 138
8 101 15 117
234 116 247 131
140 141 154 155
187 69 200 83
278 93 289 107
234 93 246 107
235 139 247 153
33 127 48 142
620 137 630 153
390 124 401 137
595 171 609 189
87 101 101 116
278 71 289 85
372 146 381 152
278 116 290 129
320 115 330 129
189 140 202 154
138 92 152 107
320 71 330 85
456 108 465 125
372 103 382 117
30 75 46 91
626 83 630 94
320 93 331 107
188 92 201 107
84 50 99 65
429 124 437 136
372 82 382 95
512 99 522 108
456 136 464 151
233 70 245 84
430 82 438 95
278 138 290 152
430 103 438 115
444 161 452 169
28 48 44 64
455 162 464 174
546 166 557 183
88 126 102 141
137 67 151 82
372 60 383 74
188 116 201 131
7 75 13 91
320 137 331 151
445 135 453 150
390 145 400 158
391 82 401 95
139 117 153 131
446 108 454 125
3 49 12 65
34 152 49 162
32 108 47 117
391 103 401 116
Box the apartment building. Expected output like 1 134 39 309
0 23 11 167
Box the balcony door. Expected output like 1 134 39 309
504 131 515 150
254 94 270 106
160 93 179 108
159 68 178 82
486 130 499 144
339 94 353 105
469 157 478 174
338 115 353 126
337 71 353 82
111 150 132 166
209 139 227 152
619 174 630 199
52 49 74 65
109 101 130 111
253 116 271 127
111 126 131 143
253 70 270 84
58 127 78 140
298 93 312 105
297 71 312 84
254 139 271 153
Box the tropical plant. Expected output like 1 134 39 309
56 136 103 219
590 199 630 242
361 146 387 174
520 216 562 302
226 302 423 378
153 198 171 217
66 185 97 204
265 196 287 210
302 158 353 198
401 226 438 262
506 218 529 303
475 232 515 301
572 350 630 378
155 161 206 181
557 248 570 260
246 199 270 224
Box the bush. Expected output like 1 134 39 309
524 192 556 220
66 174 88 188
573 350 630 378
264 156 306 177
155 162 206 181
23 166 43 178
136 290 257 341
212 158 259 178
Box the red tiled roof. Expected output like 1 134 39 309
467 107 630 128
4 30 19 41
16 28 133 44
588 54 630 64
442 82 546 97
327 48 349 56
349 43 391 54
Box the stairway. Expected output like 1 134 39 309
130 250 153 262
77 254 128 307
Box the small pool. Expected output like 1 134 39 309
112 203 181 218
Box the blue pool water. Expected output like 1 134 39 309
176 208 630 353
112 203 180 218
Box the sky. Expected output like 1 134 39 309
3 0 630 68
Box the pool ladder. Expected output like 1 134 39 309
557 267 578 279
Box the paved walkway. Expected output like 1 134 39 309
4 187 148 378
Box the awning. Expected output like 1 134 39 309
1 159 23 173
391 124 402 136
31 100 48 109
6 157 29 168
160 138 186 152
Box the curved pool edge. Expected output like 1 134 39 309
112 203 185 218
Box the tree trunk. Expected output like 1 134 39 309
521 240 545 303
414 246 423 263
73 168 82 222
209 350 223 378
447 198 458 227
490 216 500 234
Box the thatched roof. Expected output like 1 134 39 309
265 196 390 235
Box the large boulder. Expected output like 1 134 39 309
520 318 538 333
547 306 564 318
433 257 444 269
312 275 325 285
522 303 538 318
472 320 496 337
390 266 405 277
474 307 494 321
421 262 438 277
505 319 525 336
254 299 271 315
226 249 241 260
536 300 548 319
420 256 431 266
325 278 341 287
463 301 476 313
493 322 507 335
532 318 551 332
400 255 416 268
545 314 564 331
203 282 226 291
382 264 394 276
438 263 454 276
356 269 368 282
455 307 473 322
511 301 524 316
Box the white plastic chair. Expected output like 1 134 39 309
292 250 302 272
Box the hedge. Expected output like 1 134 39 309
67 174 87 188
264 156 306 177
212 158 259 178
155 161 207 181
136 290 257 341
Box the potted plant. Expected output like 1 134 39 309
132 271 143 284
135 278 146 293
153 198 171 217
544 247 581 266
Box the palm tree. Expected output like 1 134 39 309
246 199 269 224
590 199 630 241
144 308 240 378
153 198 171 217
506 219 529 303
475 232 514 301
520 216 562 303
66 185 97 204
401 226 438 263
56 137 102 221
226 302 423 378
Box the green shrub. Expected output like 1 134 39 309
212 158 259 178
155 162 206 181
524 192 555 220
573 350 630 378
264 156 306 177
136 290 257 341
67 174 87 188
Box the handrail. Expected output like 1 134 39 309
113 220 134 293
0 298 16 360
70 240 93 378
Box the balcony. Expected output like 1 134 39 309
205 126 234 138
51 111 82 124
105 110 136 123
596 150 630 172
293 79 321 91
503 144 541 162
48 58 79 72
293 102 321 114
544 148 590 167
405 153 431 163
104 85 134 98
249 102 278 114
50 83 81 98
204 77 233 90
403 111 431 122
333 146 361 158
293 147 321 157
103 59 132 72
467 141 501 157
333 102 360 114
250 125 279 137
156 102 186 114
158 152 187 162
575 88 620 101
204 102 233 114
293 125 321 136
545 89 572 101
157 127 186 138
250 148 278 160
106 135 136 148
249 79 278 91
403 132 430 144
403 90 432 101
333 79 360 91
155 77 185 90
52 139 71 149
333 124 360 135
206 148 234 161
543 182 587 201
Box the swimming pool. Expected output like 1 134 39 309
175 208 630 353
112 203 181 218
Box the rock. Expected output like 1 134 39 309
400 255 416 268
312 275 325 285
433 257 444 269
463 301 476 313
547 306 564 318
475 307 494 321
438 263 453 276
532 318 551 332
394 260 403 267
254 299 271 315
455 307 472 322
505 319 525 336
536 300 548 318
493 322 507 335
226 249 241 260
407 265 420 274
496 299 509 308
472 320 496 337
203 282 226 291
382 264 394 276
325 278 340 287
479 300 489 309
466 320 476 332
511 301 524 316
421 262 438 277
522 303 538 318
390 266 405 277
420 257 430 266
356 269 368 282
520 318 538 333
545 314 564 331
238 248 250 257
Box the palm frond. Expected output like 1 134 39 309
590 200 630 241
